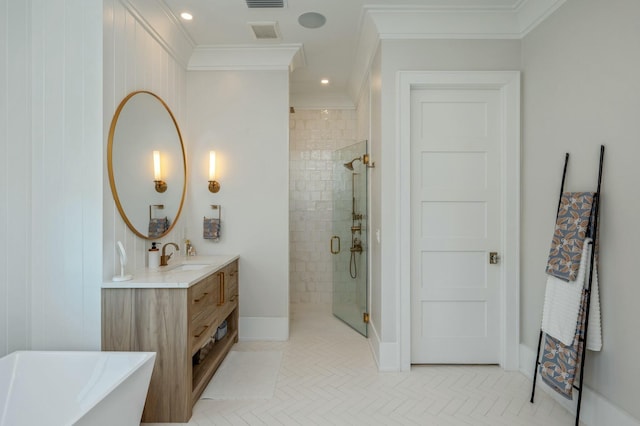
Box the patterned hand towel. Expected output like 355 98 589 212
204 217 220 240
546 192 595 281
540 286 591 399
148 217 169 239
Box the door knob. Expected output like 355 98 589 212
489 252 499 264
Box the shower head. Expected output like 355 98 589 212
343 157 362 170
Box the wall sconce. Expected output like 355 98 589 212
153 150 167 193
208 151 220 193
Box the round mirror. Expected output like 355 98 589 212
108 91 187 240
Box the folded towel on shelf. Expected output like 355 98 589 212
203 217 220 240
546 192 595 281
541 238 602 350
148 217 169 239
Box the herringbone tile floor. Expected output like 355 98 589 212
144 303 577 426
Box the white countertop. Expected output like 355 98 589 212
102 255 239 289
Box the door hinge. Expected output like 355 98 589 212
363 312 369 324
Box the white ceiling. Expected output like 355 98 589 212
159 0 561 105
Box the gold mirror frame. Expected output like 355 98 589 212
107 91 187 240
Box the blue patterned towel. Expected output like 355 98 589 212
148 217 169 239
204 217 220 240
546 192 594 281
540 287 589 399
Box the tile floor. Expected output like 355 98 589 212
143 303 577 426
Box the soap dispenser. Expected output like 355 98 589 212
148 242 160 269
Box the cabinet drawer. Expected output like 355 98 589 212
189 276 216 321
191 308 219 354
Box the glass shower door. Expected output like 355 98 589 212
331 141 368 337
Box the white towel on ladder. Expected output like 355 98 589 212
541 238 602 351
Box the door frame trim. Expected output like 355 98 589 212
397 71 520 371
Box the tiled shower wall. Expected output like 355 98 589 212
289 109 357 305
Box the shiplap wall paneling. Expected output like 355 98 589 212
103 0 187 280
28 0 103 350
0 0 32 356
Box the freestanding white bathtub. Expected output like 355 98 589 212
0 350 155 426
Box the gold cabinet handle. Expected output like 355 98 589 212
193 292 208 303
330 236 340 254
217 271 225 306
194 325 208 338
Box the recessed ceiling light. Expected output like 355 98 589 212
321 79 329 85
298 12 326 29
180 12 193 21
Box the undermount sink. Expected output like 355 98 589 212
168 263 209 272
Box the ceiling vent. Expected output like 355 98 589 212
249 21 281 40
246 0 286 8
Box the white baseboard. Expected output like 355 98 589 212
368 322 400 371
520 343 640 426
238 316 289 341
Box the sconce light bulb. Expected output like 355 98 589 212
153 150 167 192
153 150 162 180
209 151 216 181
208 150 220 193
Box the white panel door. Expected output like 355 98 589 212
410 88 502 364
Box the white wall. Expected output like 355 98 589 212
185 70 290 340
521 0 640 421
103 0 188 279
0 0 103 354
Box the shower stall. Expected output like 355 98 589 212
330 141 369 336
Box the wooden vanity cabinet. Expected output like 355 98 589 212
101 259 239 423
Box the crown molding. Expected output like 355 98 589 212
188 44 305 72
364 0 566 40
121 0 195 68
347 0 565 103
516 0 567 36
347 11 380 102
367 7 521 40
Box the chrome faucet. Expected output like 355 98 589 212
160 242 180 266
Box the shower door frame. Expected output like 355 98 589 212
331 141 369 337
